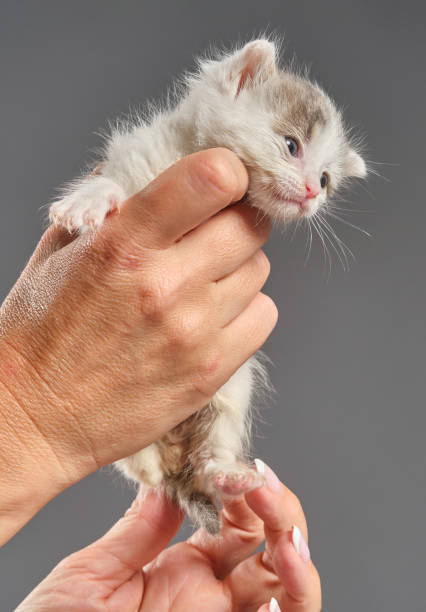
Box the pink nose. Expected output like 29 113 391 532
305 184 320 199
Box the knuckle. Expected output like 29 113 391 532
193 352 222 398
138 278 175 320
165 310 204 350
193 149 239 198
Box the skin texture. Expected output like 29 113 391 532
0 148 278 546
16 463 321 611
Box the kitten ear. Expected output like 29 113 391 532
345 149 367 178
228 40 277 95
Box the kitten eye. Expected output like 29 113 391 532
285 137 299 157
320 172 329 189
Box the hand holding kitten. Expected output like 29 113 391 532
0 149 277 545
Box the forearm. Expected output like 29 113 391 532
0 340 92 546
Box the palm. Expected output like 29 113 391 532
142 535 270 611
143 541 232 610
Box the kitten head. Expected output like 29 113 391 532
189 40 366 224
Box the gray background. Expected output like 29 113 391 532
0 1 425 610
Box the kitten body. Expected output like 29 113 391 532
50 40 366 534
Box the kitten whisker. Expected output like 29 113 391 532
304 219 313 265
317 213 356 270
354 181 377 200
310 215 332 276
315 214 349 271
253 206 269 228
326 204 373 215
325 210 371 236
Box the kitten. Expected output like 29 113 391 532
50 39 366 534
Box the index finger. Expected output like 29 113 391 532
116 148 248 249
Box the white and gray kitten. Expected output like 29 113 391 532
50 40 366 534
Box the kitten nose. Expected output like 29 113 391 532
305 183 320 199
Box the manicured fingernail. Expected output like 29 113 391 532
269 596 281 612
292 525 311 562
254 458 281 493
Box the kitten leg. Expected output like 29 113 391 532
115 443 164 488
193 392 264 499
49 175 126 233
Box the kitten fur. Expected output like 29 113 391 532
50 39 366 534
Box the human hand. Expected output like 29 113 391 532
0 149 277 543
16 460 321 611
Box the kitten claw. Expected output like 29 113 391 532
66 218 75 233
83 211 98 228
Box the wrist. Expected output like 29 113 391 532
0 337 95 545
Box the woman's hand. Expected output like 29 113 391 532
16 461 321 611
0 149 277 544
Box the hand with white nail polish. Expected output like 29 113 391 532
16 460 321 611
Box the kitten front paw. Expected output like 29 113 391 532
214 465 265 496
50 198 107 232
49 179 126 233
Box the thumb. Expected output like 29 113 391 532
15 490 184 611
90 488 184 573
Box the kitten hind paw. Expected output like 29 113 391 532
214 466 265 497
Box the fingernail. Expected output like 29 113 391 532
292 525 311 562
269 596 281 612
254 458 281 493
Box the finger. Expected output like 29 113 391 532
226 530 321 612
189 494 265 579
245 459 308 545
217 293 278 382
116 148 248 249
266 529 322 611
215 249 271 327
84 489 183 579
175 201 271 281
204 294 277 398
